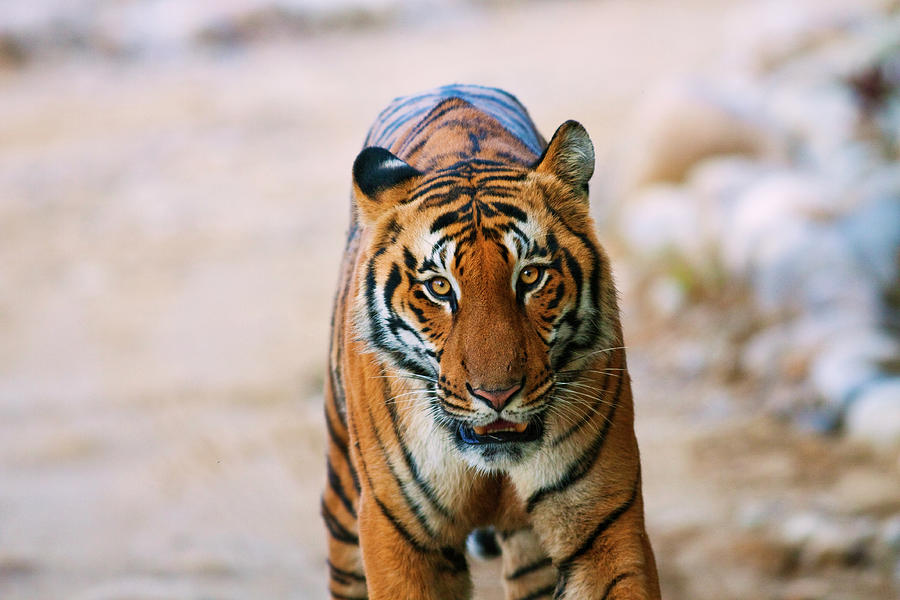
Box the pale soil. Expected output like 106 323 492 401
1 1 898 599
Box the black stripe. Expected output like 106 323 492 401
368 468 427 552
349 412 431 555
325 403 360 494
383 390 454 521
373 89 445 130
560 247 583 304
546 281 566 311
468 131 482 153
365 396 437 540
324 404 348 456
559 472 641 568
369 94 426 137
477 172 528 184
527 369 624 512
436 158 511 173
477 186 517 199
383 263 401 312
430 210 461 233
373 105 433 147
386 313 426 345
490 201 528 222
403 246 417 270
600 571 637 600
364 259 386 347
439 546 469 574
321 499 359 545
326 458 357 518
506 556 552 580
408 175 457 202
327 560 366 583
408 298 428 324
396 101 466 156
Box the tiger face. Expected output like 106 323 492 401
352 122 616 470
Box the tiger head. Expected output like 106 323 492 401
351 121 620 470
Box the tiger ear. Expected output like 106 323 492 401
353 147 422 225
534 120 595 198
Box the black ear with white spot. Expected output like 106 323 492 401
352 147 422 225
534 120 595 198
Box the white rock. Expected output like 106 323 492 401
779 511 878 566
845 379 900 446
674 341 711 378
780 511 826 546
736 498 782 530
765 82 859 167
722 172 839 277
747 220 873 313
687 155 769 207
790 310 879 349
747 219 818 311
725 0 865 74
741 326 791 380
883 94 900 148
841 190 900 289
618 79 779 191
785 232 878 314
647 276 687 319
811 331 899 409
881 515 900 553
686 156 771 245
619 185 707 264
804 517 877 566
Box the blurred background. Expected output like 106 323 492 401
1 0 899 598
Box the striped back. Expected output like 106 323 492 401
364 84 546 159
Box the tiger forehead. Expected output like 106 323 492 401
397 164 534 247
405 160 531 208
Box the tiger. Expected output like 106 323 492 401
322 84 660 600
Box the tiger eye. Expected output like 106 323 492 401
519 266 541 286
428 276 452 297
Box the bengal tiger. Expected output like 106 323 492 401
322 84 659 600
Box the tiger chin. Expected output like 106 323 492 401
322 85 660 600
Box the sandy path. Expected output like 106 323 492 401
2 1 897 599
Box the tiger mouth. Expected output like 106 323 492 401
457 419 542 444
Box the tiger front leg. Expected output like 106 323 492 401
357 493 472 600
523 460 659 600
497 527 557 600
515 395 659 598
546 488 658 599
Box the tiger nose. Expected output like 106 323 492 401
470 383 522 411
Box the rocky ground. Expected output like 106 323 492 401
1 1 898 599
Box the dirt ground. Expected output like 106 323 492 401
1 1 898 599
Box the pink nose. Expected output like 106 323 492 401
471 384 522 411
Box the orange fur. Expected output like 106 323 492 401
323 86 659 599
